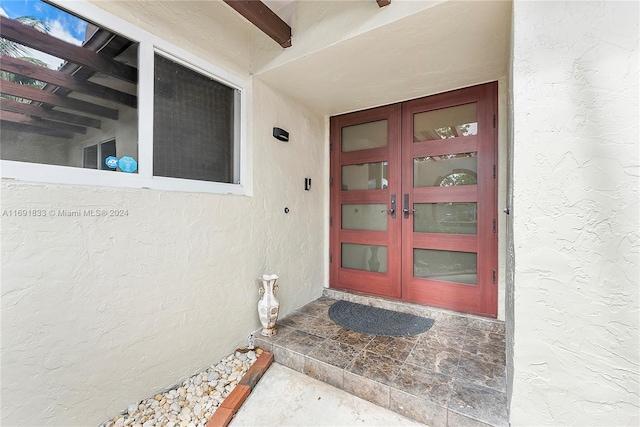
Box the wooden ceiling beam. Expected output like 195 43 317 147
1 110 86 134
377 0 391 7
0 98 101 129
1 120 73 139
1 55 137 108
0 16 137 84
223 0 292 48
1 80 119 120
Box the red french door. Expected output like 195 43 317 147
330 82 498 317
329 104 402 298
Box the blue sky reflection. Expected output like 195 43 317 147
0 0 88 68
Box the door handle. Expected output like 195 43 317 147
403 194 410 218
403 194 415 218
388 194 396 219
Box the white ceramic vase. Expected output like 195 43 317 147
258 274 280 337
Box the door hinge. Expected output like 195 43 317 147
330 254 332 263
330 216 333 226
493 114 496 128
330 142 333 152
493 219 496 233
492 269 496 284
330 177 333 187
493 164 496 179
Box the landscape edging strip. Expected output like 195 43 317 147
205 350 274 427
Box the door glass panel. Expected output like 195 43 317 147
342 244 387 273
414 249 477 285
342 204 387 231
414 203 477 234
342 120 388 152
342 162 388 190
413 153 477 187
413 103 477 142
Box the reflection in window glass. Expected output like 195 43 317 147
100 139 117 170
342 162 388 191
0 1 138 170
83 139 117 170
342 243 387 273
413 153 477 187
342 120 387 152
413 103 477 142
414 203 477 234
414 249 477 285
83 145 98 169
342 204 387 231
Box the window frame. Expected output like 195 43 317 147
82 143 99 170
82 138 116 170
1 0 251 196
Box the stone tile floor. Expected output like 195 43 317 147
255 289 507 427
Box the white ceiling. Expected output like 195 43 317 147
255 1 512 116
262 0 297 26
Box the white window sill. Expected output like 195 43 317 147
1 160 250 196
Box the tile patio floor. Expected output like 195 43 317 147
254 289 507 427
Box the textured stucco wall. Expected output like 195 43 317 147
505 3 515 413
1 78 325 426
510 1 639 424
0 3 326 423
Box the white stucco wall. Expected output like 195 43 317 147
1 79 326 426
0 3 326 424
510 1 639 424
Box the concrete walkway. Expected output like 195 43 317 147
230 363 425 426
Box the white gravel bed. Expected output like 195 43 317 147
100 348 262 427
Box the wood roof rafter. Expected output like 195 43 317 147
0 16 137 84
223 0 292 48
0 98 102 129
0 55 137 108
1 80 119 120
1 110 86 134
1 120 73 139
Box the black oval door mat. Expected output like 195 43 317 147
328 300 435 337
